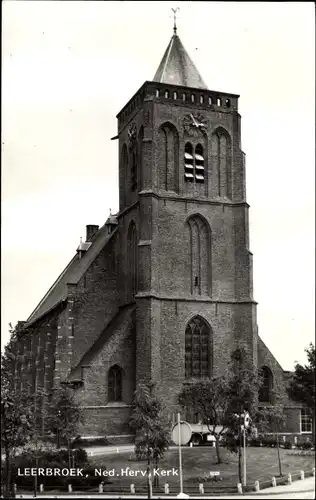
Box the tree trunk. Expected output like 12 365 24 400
68 438 72 470
215 437 222 464
276 432 283 477
5 446 12 498
147 448 152 499
153 457 159 487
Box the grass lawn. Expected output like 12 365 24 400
90 447 315 494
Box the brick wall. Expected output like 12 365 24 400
72 238 120 368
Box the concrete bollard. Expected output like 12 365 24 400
254 480 260 492
237 482 243 494
13 484 17 494
199 483 204 494
99 482 104 493
164 483 169 494
272 477 276 487
287 473 292 485
190 442 193 447
130 483 135 494
300 470 305 480
39 484 44 492
68 484 72 493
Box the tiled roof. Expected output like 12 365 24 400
69 304 135 381
25 225 117 327
153 34 208 89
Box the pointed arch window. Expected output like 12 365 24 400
259 366 273 403
185 316 212 379
127 222 137 297
187 215 211 296
131 150 137 191
158 123 179 192
108 365 122 402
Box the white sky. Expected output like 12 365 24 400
2 1 315 370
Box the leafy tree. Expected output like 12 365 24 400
254 404 286 477
129 383 171 490
46 385 83 468
1 324 34 498
178 377 231 464
287 343 315 441
222 347 262 485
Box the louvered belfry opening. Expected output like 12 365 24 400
184 143 205 184
195 144 205 183
184 143 194 182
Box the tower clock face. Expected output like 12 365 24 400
183 113 207 137
128 122 137 148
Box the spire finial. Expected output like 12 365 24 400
109 208 112 215
171 7 179 35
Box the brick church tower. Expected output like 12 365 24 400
116 24 257 413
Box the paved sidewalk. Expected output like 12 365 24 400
252 475 315 496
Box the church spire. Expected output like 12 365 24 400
152 11 208 90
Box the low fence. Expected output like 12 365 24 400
10 467 315 496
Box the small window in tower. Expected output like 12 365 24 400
184 143 194 182
191 94 195 103
165 90 169 98
225 98 231 108
195 144 205 183
173 91 178 100
182 93 186 101
200 95 204 104
217 97 222 106
156 89 160 97
194 276 199 286
71 324 74 337
209 96 213 105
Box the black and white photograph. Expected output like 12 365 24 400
1 1 315 498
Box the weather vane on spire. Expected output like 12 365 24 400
171 7 180 35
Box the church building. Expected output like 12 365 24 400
14 24 312 441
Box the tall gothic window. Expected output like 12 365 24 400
158 123 179 192
108 365 122 402
131 148 137 191
259 366 273 403
185 316 212 379
121 144 128 206
127 221 137 297
187 215 211 296
211 128 232 198
138 126 144 191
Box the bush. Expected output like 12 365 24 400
249 438 262 447
301 441 313 450
284 441 292 449
3 447 96 491
72 436 109 448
